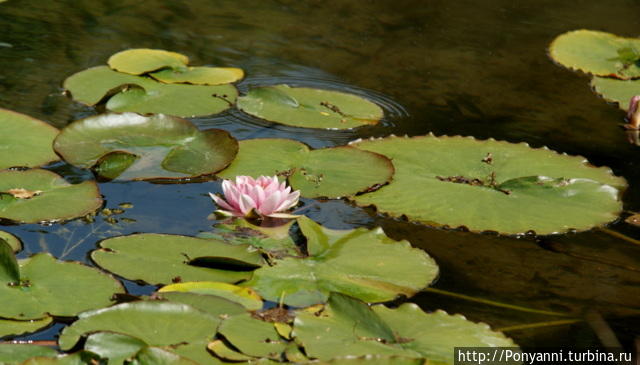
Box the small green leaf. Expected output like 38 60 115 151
591 76 640 110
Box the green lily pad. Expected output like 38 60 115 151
91 233 264 285
155 291 247 320
21 352 99 365
0 108 59 170
108 49 189 75
0 253 123 320
237 85 384 129
0 169 102 224
549 30 640 79
0 317 52 339
53 113 238 180
129 347 199 365
151 67 244 85
218 138 394 198
0 231 22 253
84 332 148 365
293 294 517 363
591 76 640 110
218 313 288 359
208 340 255 361
171 341 224 365
159 282 263 311
0 344 58 364
0 238 20 284
352 135 626 235
64 66 238 117
58 301 219 351
243 216 438 307
198 219 299 256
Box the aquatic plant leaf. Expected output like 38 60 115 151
63 66 238 117
352 135 625 235
218 138 394 198
316 356 433 365
0 253 123 320
155 291 247 320
84 332 148 365
208 340 254 361
108 49 189 75
159 282 263 310
129 347 200 365
0 239 20 284
243 216 438 307
58 301 219 351
0 108 59 169
218 313 288 359
591 76 640 110
0 169 102 223
21 352 99 365
151 67 244 85
91 233 264 285
237 85 384 129
549 30 640 79
0 344 58 364
198 218 298 255
293 294 517 363
0 317 52 339
0 231 21 253
171 341 224 365
54 113 238 180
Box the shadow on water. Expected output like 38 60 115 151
0 0 639 350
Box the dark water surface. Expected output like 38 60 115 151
1 0 639 351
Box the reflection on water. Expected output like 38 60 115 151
0 0 639 350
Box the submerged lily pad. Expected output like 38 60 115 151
243 216 438 307
218 138 394 198
54 113 238 180
64 66 238 117
591 76 640 110
549 30 640 79
91 233 264 285
0 231 21 253
293 294 517 363
352 135 625 235
108 49 189 75
0 108 59 170
237 85 384 129
0 169 102 223
0 253 123 320
151 67 244 85
58 301 219 351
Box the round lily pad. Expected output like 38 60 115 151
150 67 244 85
0 108 59 170
218 138 394 198
293 294 517 363
0 169 102 224
0 317 52 339
91 233 264 285
237 85 384 129
64 66 238 117
0 231 21 253
243 216 438 307
591 76 640 110
58 301 219 351
53 113 238 181
352 135 626 235
108 49 189 75
549 30 640 79
0 253 123 320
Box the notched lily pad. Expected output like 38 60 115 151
218 138 394 198
108 49 190 75
237 85 384 129
91 233 264 285
243 216 438 307
0 108 60 170
352 135 626 235
591 76 640 110
549 30 640 79
0 169 102 224
54 113 238 181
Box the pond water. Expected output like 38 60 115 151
1 0 639 352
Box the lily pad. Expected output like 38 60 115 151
549 30 640 79
58 301 219 351
243 216 438 307
0 169 102 224
237 85 384 129
0 253 123 320
198 219 299 256
91 233 264 285
0 317 52 339
218 138 394 198
0 231 22 253
84 332 148 365
293 294 517 363
155 291 247 319
0 108 59 170
108 49 189 75
128 347 199 365
218 313 288 359
208 340 254 361
352 135 626 235
64 66 238 117
54 113 238 180
151 67 244 85
159 282 263 311
591 76 640 110
0 344 58 364
21 353 99 365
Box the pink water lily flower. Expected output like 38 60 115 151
209 176 300 218
627 95 640 129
